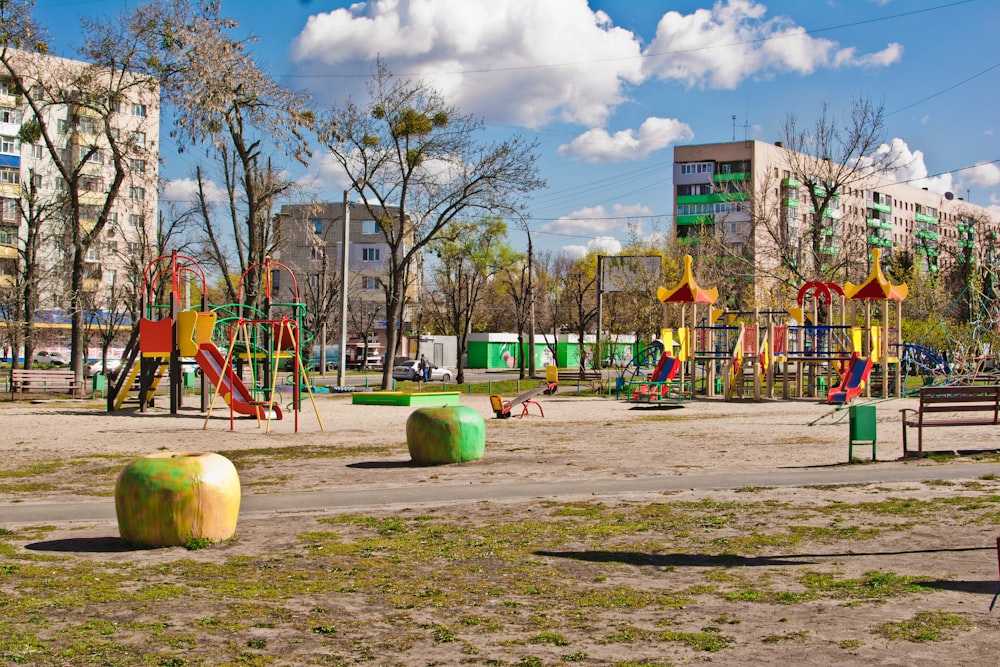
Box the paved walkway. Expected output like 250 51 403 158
6 461 1000 525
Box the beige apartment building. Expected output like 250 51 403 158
275 202 418 360
673 140 997 305
0 49 159 326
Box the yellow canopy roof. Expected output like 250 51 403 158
657 255 719 304
844 248 908 301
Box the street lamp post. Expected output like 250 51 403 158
337 190 351 387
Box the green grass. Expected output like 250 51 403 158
873 611 972 642
0 491 993 663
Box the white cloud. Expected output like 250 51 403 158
540 203 652 237
562 236 622 260
642 0 902 89
872 138 953 195
161 178 227 203
558 117 693 162
962 162 1000 188
290 0 644 128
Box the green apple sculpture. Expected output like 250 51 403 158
115 451 241 547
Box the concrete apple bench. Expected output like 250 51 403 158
406 405 486 465
115 451 241 547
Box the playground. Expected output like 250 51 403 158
1 393 1000 664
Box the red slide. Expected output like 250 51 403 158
195 342 282 420
826 353 872 405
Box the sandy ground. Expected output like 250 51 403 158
2 390 1000 665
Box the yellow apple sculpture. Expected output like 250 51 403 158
115 451 241 547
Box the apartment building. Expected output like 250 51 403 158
673 140 998 303
0 49 159 318
276 202 417 357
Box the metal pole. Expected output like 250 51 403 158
337 190 350 387
596 255 603 370
527 227 536 379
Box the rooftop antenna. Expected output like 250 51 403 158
732 114 750 141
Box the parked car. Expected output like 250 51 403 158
85 357 122 379
348 350 383 370
283 346 340 373
32 350 69 366
391 359 453 382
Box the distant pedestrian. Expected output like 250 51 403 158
420 354 431 382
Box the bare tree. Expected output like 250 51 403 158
152 2 316 312
553 253 599 371
781 98 903 281
321 61 544 388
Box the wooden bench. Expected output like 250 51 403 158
553 369 604 394
9 369 83 400
899 385 1000 456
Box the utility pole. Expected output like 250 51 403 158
527 226 536 379
337 190 350 387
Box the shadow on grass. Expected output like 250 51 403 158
24 536 151 553
347 460 416 469
536 544 996 569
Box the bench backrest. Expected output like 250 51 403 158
918 385 1000 413
12 369 76 379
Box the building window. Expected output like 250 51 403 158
30 173 41 189
31 144 43 159
311 219 323 234
130 186 145 201
362 276 379 290
80 205 101 220
107 211 117 228
0 106 20 123
132 103 147 118
105 269 117 284
77 117 98 134
361 247 380 262
0 79 17 96
127 241 140 253
129 214 145 229
1 198 17 223
362 220 379 235
106 240 117 253
81 176 104 192
0 227 16 245
131 131 145 147
131 158 145 174
0 135 18 154
86 149 105 165
0 168 18 184
85 246 100 262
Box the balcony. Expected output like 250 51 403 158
915 230 938 241
712 172 748 183
676 214 714 226
870 201 891 214
782 197 798 208
914 211 938 225
0 183 19 197
781 177 799 188
0 244 16 259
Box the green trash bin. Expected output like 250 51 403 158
91 373 107 398
183 371 195 394
848 404 877 462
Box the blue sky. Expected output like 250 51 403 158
31 0 1000 256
